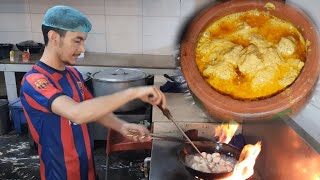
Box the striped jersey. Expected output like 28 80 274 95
20 61 95 180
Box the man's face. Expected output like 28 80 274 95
56 31 87 66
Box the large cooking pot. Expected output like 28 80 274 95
91 68 154 112
180 0 320 121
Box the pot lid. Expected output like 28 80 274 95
93 68 147 82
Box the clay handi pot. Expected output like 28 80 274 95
180 0 320 121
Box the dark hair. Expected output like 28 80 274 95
42 24 67 46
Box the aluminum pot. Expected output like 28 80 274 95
91 68 154 112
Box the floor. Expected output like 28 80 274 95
0 127 150 180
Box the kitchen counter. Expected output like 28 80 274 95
0 51 176 69
0 52 177 103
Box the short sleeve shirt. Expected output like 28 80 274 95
20 61 95 180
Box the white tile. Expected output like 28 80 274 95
30 14 103 33
143 0 180 17
0 13 31 32
85 33 106 53
87 15 105 34
29 0 104 15
180 0 213 17
0 0 29 13
106 16 142 54
0 31 32 44
105 0 142 15
65 0 105 15
142 16 179 55
29 0 61 13
30 13 43 33
143 17 180 36
180 0 196 17
143 35 175 55
32 32 44 44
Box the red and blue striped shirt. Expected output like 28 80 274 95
20 61 95 180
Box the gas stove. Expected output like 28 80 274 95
149 120 320 180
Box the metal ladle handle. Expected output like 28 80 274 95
148 94 214 172
159 107 214 172
148 93 202 155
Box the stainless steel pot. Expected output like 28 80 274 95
91 68 153 112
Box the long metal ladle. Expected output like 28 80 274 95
158 106 214 172
159 108 202 155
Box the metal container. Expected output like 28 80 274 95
91 68 152 112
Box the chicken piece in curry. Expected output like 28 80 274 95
196 10 307 100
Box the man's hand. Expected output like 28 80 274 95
119 123 151 142
133 86 167 109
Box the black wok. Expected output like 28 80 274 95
178 140 241 180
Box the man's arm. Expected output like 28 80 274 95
96 113 150 142
51 86 166 125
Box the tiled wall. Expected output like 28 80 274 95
0 0 212 55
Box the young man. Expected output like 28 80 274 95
20 5 167 180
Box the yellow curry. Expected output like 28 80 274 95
196 10 307 100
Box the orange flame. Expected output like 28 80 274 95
221 141 262 180
214 122 262 180
214 121 239 144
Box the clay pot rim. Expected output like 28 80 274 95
181 0 320 117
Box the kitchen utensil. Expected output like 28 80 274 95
157 106 214 172
158 107 203 155
178 140 241 179
127 130 188 143
127 129 220 144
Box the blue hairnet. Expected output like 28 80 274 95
42 5 92 33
